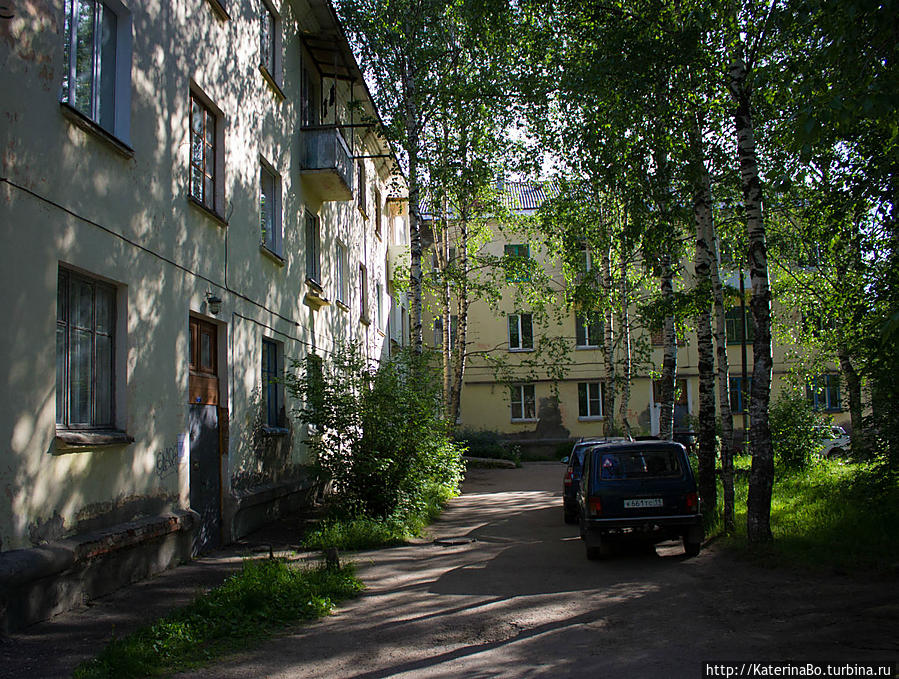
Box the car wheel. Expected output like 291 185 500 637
830 447 844 458
683 537 701 558
564 508 578 525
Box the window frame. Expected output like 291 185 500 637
575 313 602 348
578 381 605 419
807 374 842 412
508 312 534 351
729 376 753 414
357 160 367 216
259 158 282 257
261 337 284 429
510 383 537 422
359 263 370 324
57 267 118 431
335 241 348 305
258 0 283 94
60 0 132 145
504 243 530 282
725 307 755 344
188 87 225 219
305 211 322 286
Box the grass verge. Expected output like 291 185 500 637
303 482 457 551
718 457 899 573
74 559 363 679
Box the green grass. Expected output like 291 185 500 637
718 457 899 573
303 482 457 551
74 559 363 679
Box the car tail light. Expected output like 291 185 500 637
588 497 602 515
686 491 698 513
563 469 573 486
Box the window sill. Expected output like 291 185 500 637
304 279 330 309
259 64 285 100
575 345 600 351
260 243 285 265
60 103 134 159
205 0 230 20
509 347 535 353
260 425 289 437
578 416 605 422
335 299 350 312
511 418 538 424
357 206 368 220
55 429 134 452
360 315 371 326
187 196 228 227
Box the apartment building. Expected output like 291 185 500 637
0 0 408 629
429 182 849 453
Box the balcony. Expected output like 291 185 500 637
300 126 354 201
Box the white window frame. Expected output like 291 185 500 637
575 313 601 348
508 313 533 351
578 381 605 420
511 384 537 422
60 0 132 144
260 158 282 256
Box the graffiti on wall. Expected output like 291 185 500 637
155 435 186 479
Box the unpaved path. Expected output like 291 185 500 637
181 463 899 678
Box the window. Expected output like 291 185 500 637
577 243 592 273
508 313 533 350
726 307 755 344
260 161 282 256
61 0 131 142
511 384 536 421
374 188 382 238
357 161 367 215
259 0 281 87
578 382 605 418
359 263 370 323
504 243 530 281
305 211 321 284
261 338 283 428
300 65 317 127
335 242 348 304
575 313 602 348
189 90 223 215
729 377 752 414
305 352 323 412
57 268 116 429
807 375 841 411
653 378 688 406
375 281 382 328
434 314 458 348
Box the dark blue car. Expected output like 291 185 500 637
576 440 703 559
562 438 627 524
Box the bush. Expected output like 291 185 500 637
286 343 465 521
769 391 824 469
455 428 521 465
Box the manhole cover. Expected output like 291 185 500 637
434 537 474 546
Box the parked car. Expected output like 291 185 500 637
817 425 851 458
561 438 626 524
576 440 703 559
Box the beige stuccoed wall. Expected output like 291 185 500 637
0 0 404 551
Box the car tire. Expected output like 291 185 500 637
683 537 701 558
830 447 844 458
564 508 578 525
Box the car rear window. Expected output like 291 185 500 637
594 449 684 480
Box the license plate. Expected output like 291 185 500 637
624 498 663 508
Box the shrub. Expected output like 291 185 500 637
286 343 465 521
455 428 521 464
769 391 824 469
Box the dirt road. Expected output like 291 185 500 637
181 462 899 678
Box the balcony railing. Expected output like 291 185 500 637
300 126 354 201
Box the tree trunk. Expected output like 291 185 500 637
658 252 677 441
602 247 617 436
712 233 736 533
402 59 424 355
449 212 471 425
730 54 775 545
617 230 632 435
837 345 864 457
692 162 719 520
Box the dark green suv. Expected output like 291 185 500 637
576 440 703 560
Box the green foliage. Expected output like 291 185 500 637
302 482 456 551
286 343 465 521
74 560 363 679
455 428 521 465
769 391 824 470
722 460 899 573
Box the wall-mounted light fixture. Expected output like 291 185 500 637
205 291 223 316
